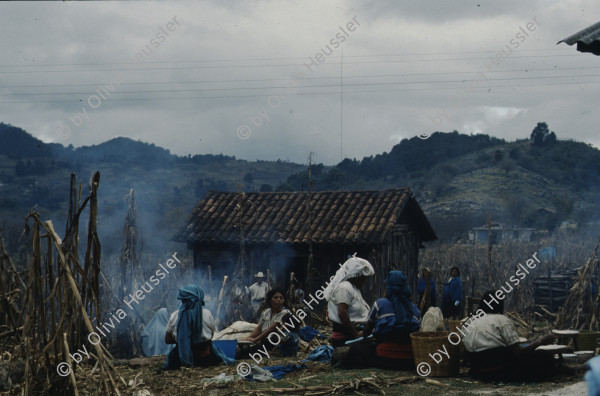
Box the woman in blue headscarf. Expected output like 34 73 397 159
163 284 233 369
333 270 421 370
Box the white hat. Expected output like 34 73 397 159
255 272 265 278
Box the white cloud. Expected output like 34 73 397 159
1 0 600 164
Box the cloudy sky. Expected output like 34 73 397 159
1 1 599 164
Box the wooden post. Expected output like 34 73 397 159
208 265 212 299
288 272 295 304
215 275 228 327
548 267 554 311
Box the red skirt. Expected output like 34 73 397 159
376 342 414 360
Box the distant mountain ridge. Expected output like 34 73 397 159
0 123 598 249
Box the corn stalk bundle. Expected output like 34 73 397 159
105 188 145 358
1 172 124 395
556 240 600 330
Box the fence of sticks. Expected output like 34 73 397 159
0 172 124 395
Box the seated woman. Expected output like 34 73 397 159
464 290 557 381
241 288 299 357
163 284 230 369
333 270 421 370
324 255 374 347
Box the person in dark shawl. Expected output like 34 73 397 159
332 270 421 370
442 266 463 319
417 267 436 316
163 284 233 369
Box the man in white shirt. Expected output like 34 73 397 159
248 272 270 316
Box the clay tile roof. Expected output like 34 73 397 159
175 188 436 245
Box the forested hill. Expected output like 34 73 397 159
280 126 600 238
1 122 599 248
282 129 600 194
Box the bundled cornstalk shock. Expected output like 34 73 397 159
105 188 146 358
0 235 25 340
16 172 124 395
556 240 600 330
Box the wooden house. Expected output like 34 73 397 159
175 188 436 303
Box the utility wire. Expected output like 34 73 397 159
1 74 599 97
0 79 595 104
3 65 600 89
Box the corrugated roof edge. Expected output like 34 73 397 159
558 20 600 45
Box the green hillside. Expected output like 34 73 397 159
0 122 598 257
282 126 600 240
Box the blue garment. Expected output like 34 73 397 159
301 345 334 363
299 326 326 342
163 284 207 369
586 354 600 396
278 332 300 357
385 271 418 327
141 308 175 357
442 277 463 306
263 364 307 380
417 277 437 305
369 298 420 338
176 284 206 366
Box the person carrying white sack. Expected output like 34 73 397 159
324 254 374 347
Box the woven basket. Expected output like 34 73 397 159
447 320 466 353
447 320 462 333
410 331 460 377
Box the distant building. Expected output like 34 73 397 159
469 223 533 244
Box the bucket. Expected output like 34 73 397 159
577 331 599 351
213 339 237 360
410 331 460 377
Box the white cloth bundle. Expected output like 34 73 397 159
323 254 375 301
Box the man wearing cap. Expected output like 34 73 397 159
249 272 270 316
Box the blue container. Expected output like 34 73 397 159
213 340 237 359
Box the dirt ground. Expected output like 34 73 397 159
62 354 586 396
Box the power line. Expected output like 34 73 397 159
3 65 600 89
2 74 598 97
0 55 581 74
1 79 596 104
0 48 573 68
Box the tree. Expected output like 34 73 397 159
15 160 25 176
243 173 254 184
275 182 294 192
195 178 206 198
494 149 504 162
259 183 273 192
499 158 516 174
530 122 556 147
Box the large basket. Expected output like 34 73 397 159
410 331 460 377
447 320 466 353
447 320 462 333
